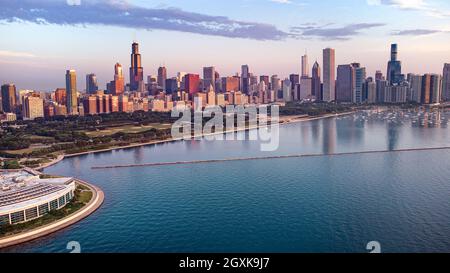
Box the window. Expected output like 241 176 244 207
66 192 71 202
59 195 66 207
50 199 58 210
39 203 49 216
25 207 38 220
10 211 25 224
0 214 10 226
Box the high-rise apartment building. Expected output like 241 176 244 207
23 95 44 120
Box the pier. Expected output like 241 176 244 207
91 146 450 169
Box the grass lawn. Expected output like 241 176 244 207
84 124 172 137
77 190 93 204
24 135 55 141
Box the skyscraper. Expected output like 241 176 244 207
354 67 366 103
185 74 200 95
375 70 384 81
430 74 442 104
421 74 433 104
260 75 270 87
301 53 309 77
203 66 216 92
408 74 422 103
222 76 239 92
420 74 442 104
165 78 178 95
241 65 250 94
65 70 78 115
442 63 450 101
387 44 403 85
364 79 377 103
23 95 44 120
113 63 125 95
289 74 300 88
312 61 321 99
158 66 167 91
282 79 292 102
336 65 355 102
323 48 336 102
54 88 66 105
1 84 17 113
300 77 312 100
129 42 144 91
86 73 98 94
271 75 281 92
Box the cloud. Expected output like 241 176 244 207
291 23 385 40
0 0 291 41
270 0 292 3
0 50 36 58
391 29 443 36
367 0 450 18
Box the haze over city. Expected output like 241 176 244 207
1 0 450 91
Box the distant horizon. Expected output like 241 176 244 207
1 0 450 91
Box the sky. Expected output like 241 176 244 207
1 0 450 91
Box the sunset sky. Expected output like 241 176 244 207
1 0 450 91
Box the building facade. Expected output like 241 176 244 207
323 48 336 102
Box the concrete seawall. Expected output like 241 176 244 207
0 179 104 249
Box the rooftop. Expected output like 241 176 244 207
0 169 75 214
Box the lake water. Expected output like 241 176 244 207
2 109 450 253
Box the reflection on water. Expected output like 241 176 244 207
3 109 449 253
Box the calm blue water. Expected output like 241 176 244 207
2 110 450 253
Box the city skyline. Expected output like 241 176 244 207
1 0 450 90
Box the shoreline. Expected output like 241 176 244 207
38 111 355 169
0 179 104 249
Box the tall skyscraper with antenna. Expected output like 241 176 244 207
387 43 403 85
129 42 144 91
